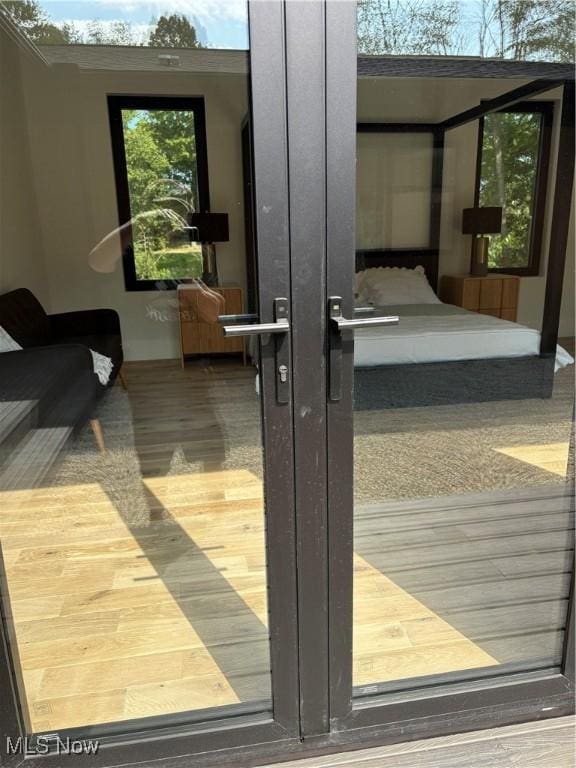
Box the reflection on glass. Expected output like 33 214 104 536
479 110 542 270
0 343 269 732
357 0 574 62
0 0 270 736
121 109 202 282
352 75 575 695
1 1 249 49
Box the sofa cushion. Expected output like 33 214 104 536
0 289 52 348
57 334 123 380
0 344 99 428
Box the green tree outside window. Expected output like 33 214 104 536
479 111 542 270
121 109 203 282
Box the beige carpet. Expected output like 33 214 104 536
354 365 574 502
46 360 574 514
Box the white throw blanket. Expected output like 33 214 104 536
0 326 114 386
90 350 114 385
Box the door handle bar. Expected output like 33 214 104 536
218 313 258 325
330 297 398 331
332 314 399 331
221 318 289 337
219 298 290 404
328 296 399 401
220 298 290 338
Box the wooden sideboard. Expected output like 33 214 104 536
439 274 520 321
178 285 245 366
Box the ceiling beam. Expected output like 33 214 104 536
440 78 564 131
540 81 575 355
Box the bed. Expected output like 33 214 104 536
352 258 574 410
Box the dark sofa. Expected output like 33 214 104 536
0 288 123 465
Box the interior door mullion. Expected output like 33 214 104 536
249 0 300 735
284 0 330 738
325 0 358 727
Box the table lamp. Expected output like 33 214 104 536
188 212 229 286
462 207 502 276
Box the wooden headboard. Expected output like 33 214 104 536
355 248 440 292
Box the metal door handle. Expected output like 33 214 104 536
219 298 290 404
218 313 258 325
328 296 399 401
219 298 290 337
330 297 398 331
332 315 399 330
222 318 289 337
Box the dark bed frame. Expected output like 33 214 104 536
353 79 574 410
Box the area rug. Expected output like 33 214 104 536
46 360 574 518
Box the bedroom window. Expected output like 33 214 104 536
108 95 210 291
475 101 553 276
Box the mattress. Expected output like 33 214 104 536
354 303 574 372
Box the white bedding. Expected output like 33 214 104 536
354 305 574 372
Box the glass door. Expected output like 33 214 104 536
326 0 575 734
1 0 574 764
0 0 300 760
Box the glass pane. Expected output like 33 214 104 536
480 111 541 270
120 108 203 282
353 72 574 695
0 0 271 737
357 0 574 62
2 1 249 49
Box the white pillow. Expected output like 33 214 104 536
0 326 22 352
354 272 371 305
356 266 440 306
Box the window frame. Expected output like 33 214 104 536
474 100 553 277
107 94 210 292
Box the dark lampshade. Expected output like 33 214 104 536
188 212 229 243
462 207 502 235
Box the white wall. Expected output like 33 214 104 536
17 54 248 360
0 30 49 304
358 77 575 338
357 132 433 248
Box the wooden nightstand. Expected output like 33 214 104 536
178 285 245 366
439 274 520 321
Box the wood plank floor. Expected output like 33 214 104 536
353 483 574 689
1 472 502 732
0 359 573 733
496 442 569 476
0 471 270 732
261 716 576 768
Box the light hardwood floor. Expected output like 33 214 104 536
0 359 573 733
1 471 503 732
496 442 569 476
